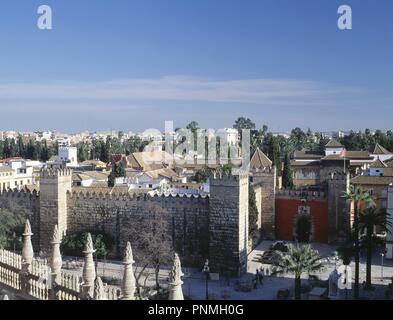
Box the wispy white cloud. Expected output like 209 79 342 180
0 76 347 106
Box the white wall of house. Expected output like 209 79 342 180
370 168 385 176
59 147 78 166
325 147 345 156
371 154 393 162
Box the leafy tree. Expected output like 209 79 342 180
343 185 374 299
126 205 173 291
233 117 256 131
186 121 199 133
248 184 259 243
272 244 323 300
61 231 114 259
289 128 308 151
191 167 212 183
108 162 125 187
282 153 294 188
0 207 28 250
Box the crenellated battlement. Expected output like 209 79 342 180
0 187 39 198
147 190 210 199
276 189 326 199
40 168 73 178
66 188 210 201
68 189 140 200
210 172 249 187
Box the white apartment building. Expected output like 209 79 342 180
0 165 35 192
58 147 78 167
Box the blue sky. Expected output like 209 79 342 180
0 0 392 132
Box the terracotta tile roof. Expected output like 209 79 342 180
351 175 393 185
383 168 393 177
48 155 59 162
0 157 24 164
89 181 108 188
293 150 323 159
290 160 320 167
369 158 387 168
321 154 347 161
373 143 392 155
385 157 393 167
80 160 107 167
325 138 344 148
144 168 178 179
21 185 39 193
126 151 173 171
344 151 372 159
250 148 272 169
73 171 109 182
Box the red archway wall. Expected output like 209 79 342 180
275 198 329 243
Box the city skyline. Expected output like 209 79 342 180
0 0 392 132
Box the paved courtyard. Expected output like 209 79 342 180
182 241 393 300
4 241 390 301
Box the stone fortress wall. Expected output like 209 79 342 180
66 189 211 267
0 168 276 276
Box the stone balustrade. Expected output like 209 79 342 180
0 220 184 301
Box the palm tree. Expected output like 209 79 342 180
343 185 374 299
359 207 392 289
272 244 323 300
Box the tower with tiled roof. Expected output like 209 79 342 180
325 138 345 156
250 148 276 240
372 143 393 162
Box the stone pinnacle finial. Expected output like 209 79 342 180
51 225 61 244
168 252 184 300
121 242 136 300
22 219 34 269
169 253 184 285
83 233 95 254
23 219 33 236
93 277 106 300
123 242 134 265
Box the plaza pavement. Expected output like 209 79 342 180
59 240 393 300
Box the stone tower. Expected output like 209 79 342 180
251 167 276 240
327 172 350 243
39 168 72 252
208 172 249 276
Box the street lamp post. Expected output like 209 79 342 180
202 259 210 301
381 251 386 282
